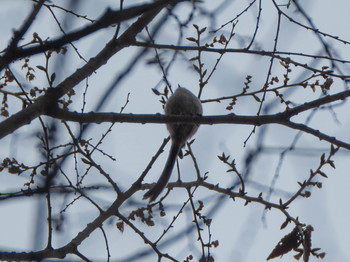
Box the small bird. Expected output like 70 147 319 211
143 87 203 202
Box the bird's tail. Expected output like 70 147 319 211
143 143 180 202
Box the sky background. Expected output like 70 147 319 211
0 0 350 261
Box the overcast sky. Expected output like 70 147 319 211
1 0 350 261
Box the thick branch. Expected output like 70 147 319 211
0 0 187 70
48 108 284 125
0 0 182 139
42 88 350 124
281 121 350 149
2 87 350 153
7 0 45 53
44 107 350 150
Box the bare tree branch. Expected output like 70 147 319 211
0 0 187 71
0 0 184 139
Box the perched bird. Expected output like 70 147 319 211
143 87 203 202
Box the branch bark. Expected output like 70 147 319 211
0 0 187 71
0 0 186 139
